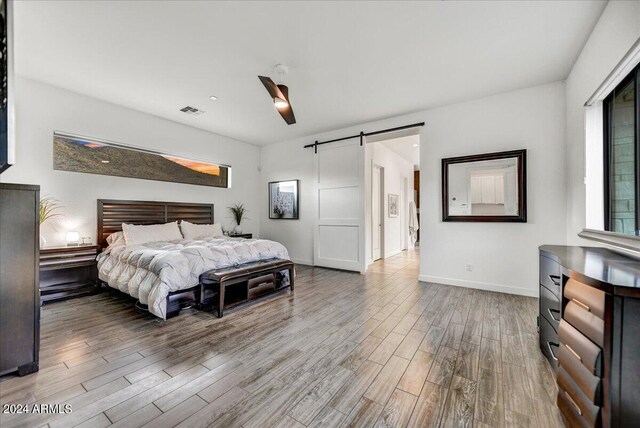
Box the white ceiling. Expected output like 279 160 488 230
378 135 420 169
14 1 606 145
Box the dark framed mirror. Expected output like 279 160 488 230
442 149 527 222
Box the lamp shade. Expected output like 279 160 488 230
65 231 80 243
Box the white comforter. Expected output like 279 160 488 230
97 237 289 319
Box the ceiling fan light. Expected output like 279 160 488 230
273 97 289 109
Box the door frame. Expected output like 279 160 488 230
371 163 385 261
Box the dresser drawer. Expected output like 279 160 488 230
557 366 600 428
540 254 562 298
558 387 597 428
539 314 559 371
559 343 601 405
565 279 605 320
564 302 604 348
558 320 602 377
540 284 561 330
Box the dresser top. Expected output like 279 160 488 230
539 245 640 296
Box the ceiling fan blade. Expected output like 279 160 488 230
276 105 296 125
276 84 296 125
258 75 285 101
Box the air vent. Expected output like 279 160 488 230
179 106 205 116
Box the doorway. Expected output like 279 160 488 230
365 131 420 269
372 165 384 261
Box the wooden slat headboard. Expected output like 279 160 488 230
97 199 214 251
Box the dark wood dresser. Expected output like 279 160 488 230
0 183 40 376
40 245 99 304
538 245 640 428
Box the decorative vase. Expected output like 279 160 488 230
234 225 242 235
39 235 47 248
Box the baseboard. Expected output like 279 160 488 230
291 258 314 266
419 275 538 298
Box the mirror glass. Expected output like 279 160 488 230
448 158 518 216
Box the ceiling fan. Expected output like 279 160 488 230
258 64 296 125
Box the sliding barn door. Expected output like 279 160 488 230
314 138 366 273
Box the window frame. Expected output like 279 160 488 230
603 63 640 236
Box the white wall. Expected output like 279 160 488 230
565 1 640 245
0 78 261 246
365 142 414 263
422 82 566 296
260 81 566 296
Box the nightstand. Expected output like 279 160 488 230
228 233 253 239
39 245 99 304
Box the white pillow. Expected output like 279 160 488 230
122 221 183 246
180 220 223 240
106 231 126 247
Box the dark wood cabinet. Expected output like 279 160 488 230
40 245 99 304
0 183 40 376
539 245 640 428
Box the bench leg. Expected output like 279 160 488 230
289 267 295 292
218 283 225 318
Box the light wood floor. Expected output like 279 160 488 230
0 250 564 428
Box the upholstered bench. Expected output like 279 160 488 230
199 258 294 317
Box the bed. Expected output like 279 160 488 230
96 199 292 319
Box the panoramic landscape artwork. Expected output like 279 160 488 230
53 133 230 188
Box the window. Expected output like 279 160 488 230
604 63 640 236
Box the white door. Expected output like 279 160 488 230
314 138 366 272
372 165 383 261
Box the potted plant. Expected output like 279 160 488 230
228 203 247 235
39 197 62 247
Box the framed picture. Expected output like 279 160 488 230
269 180 299 219
53 132 230 188
388 194 399 217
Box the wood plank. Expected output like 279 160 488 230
142 395 208 428
454 341 480 381
474 368 504 427
340 335 383 371
373 388 417 428
406 381 448 428
394 329 426 360
307 406 346 428
341 397 384 428
177 386 249 428
426 346 458 387
418 325 445 354
368 332 405 365
287 365 352 425
479 337 502 373
501 334 525 367
104 365 208 422
502 363 536 417
329 360 383 414
397 350 435 396
439 375 476 428
109 403 162 428
363 355 410 405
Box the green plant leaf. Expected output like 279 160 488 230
228 203 248 225
39 197 63 224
